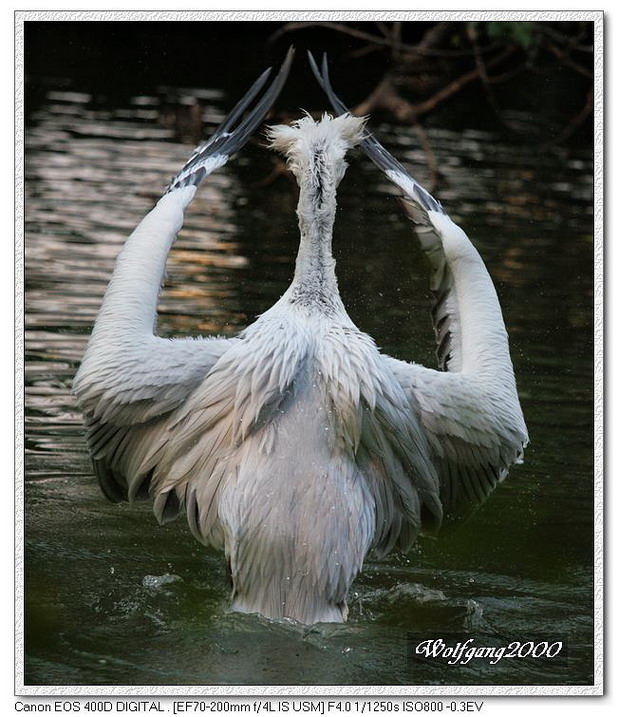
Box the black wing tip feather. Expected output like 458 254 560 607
94 458 129 503
166 46 295 193
308 50 444 215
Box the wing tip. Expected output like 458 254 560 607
165 47 295 194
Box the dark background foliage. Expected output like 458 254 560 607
24 19 593 148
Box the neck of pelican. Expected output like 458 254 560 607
288 166 342 311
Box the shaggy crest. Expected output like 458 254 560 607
267 113 367 178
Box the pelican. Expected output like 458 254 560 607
73 50 528 625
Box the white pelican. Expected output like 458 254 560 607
74 50 528 625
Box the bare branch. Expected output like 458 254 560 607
269 20 500 59
411 47 516 119
546 41 593 79
535 23 593 52
551 87 593 145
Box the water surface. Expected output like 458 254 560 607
23 85 595 688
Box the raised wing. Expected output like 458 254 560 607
167 47 294 192
310 52 528 522
73 49 294 508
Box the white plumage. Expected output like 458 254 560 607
73 52 528 625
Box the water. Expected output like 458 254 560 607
22 86 595 688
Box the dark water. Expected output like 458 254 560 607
23 85 595 688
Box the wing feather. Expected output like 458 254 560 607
385 359 527 522
76 337 237 506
